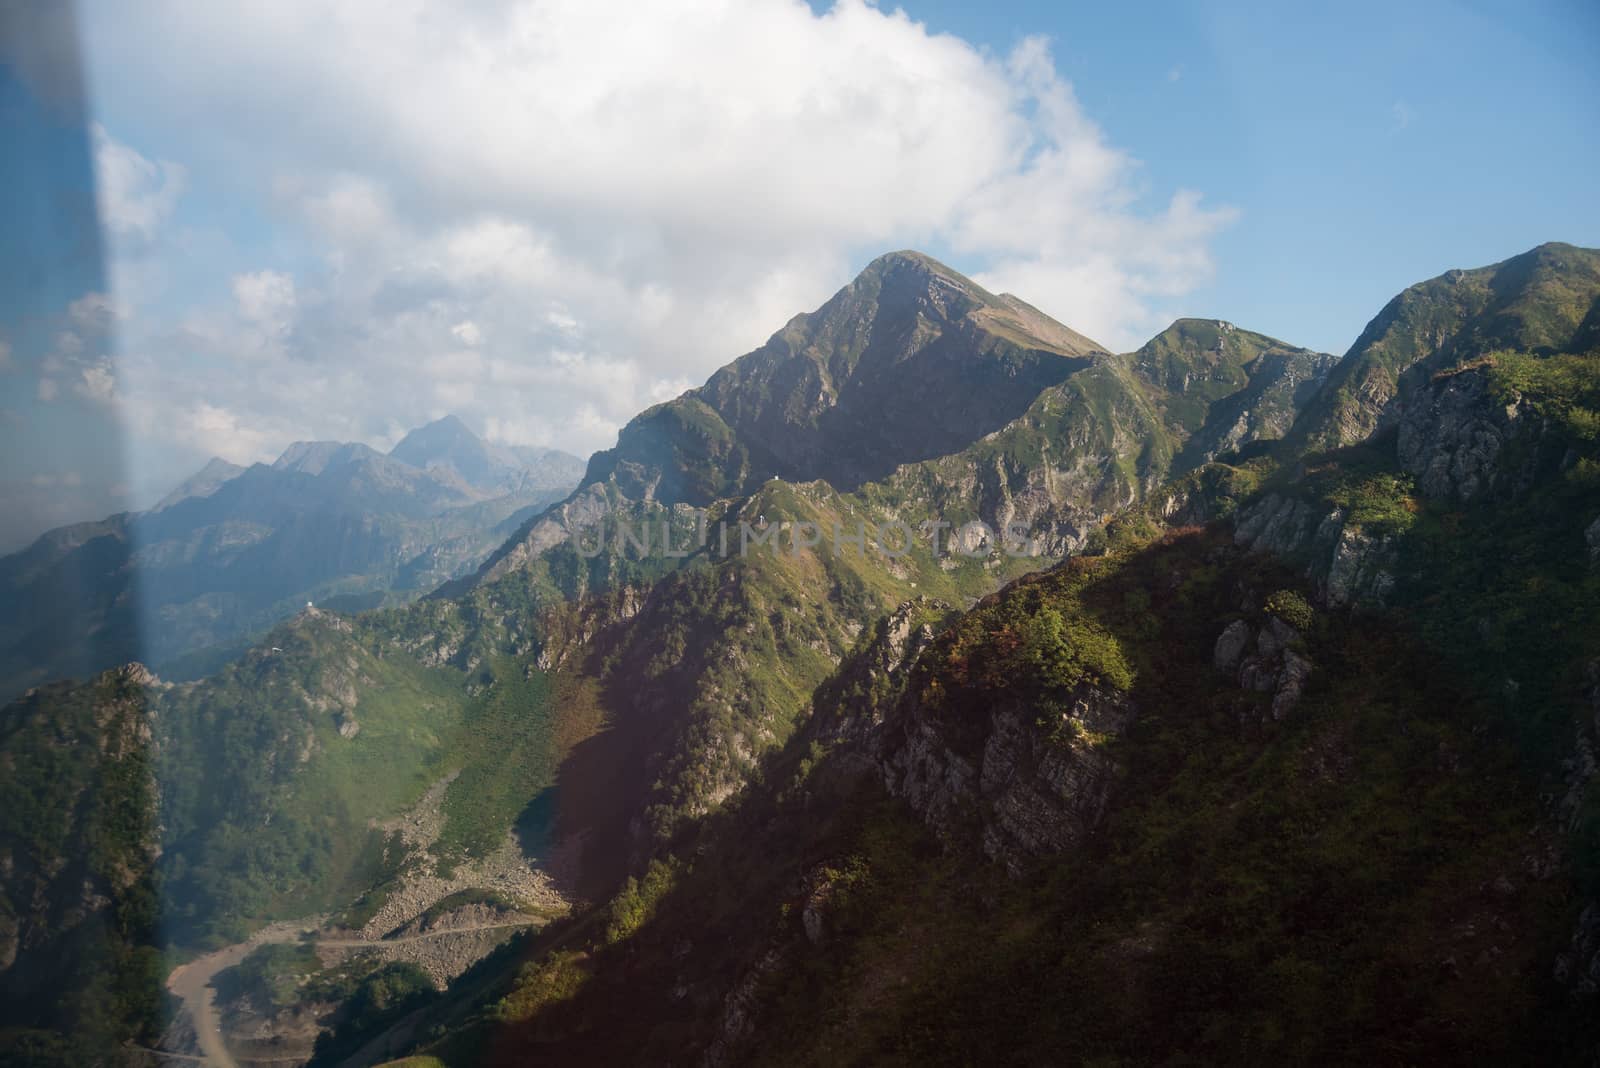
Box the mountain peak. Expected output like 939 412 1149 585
863 248 967 279
152 456 246 512
858 249 988 306
271 441 385 475
391 414 480 454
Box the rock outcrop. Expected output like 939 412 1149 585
881 684 1134 876
1396 367 1523 502
1232 495 1397 609
1215 616 1313 724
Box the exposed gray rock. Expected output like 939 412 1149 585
704 947 784 1068
1227 618 1313 723
1232 496 1396 610
1255 617 1300 659
1233 493 1315 557
1271 651 1313 721
1213 620 1252 673
1397 368 1519 502
1322 525 1396 608
881 684 1134 876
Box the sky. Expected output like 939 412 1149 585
0 0 1596 551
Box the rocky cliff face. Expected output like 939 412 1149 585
483 256 1334 589
1395 363 1574 504
880 685 1133 876
1128 318 1337 467
1213 614 1313 725
1232 493 1399 609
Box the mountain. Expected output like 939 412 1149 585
581 251 1105 506
1127 317 1338 467
0 418 584 703
377 242 1599 1065
474 252 1319 582
392 414 584 496
4 244 1598 1065
1290 241 1600 451
152 456 245 511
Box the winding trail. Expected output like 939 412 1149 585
164 920 537 1067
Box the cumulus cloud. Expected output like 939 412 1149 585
79 0 1235 474
74 359 119 405
232 271 297 328
92 123 186 246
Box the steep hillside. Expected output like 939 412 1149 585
1127 317 1337 467
365 242 1600 1065
1291 241 1600 451
409 525 1579 1065
10 246 1582 1064
589 251 1104 502
0 666 165 1064
478 256 1321 585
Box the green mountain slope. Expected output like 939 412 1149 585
367 242 1600 1066
12 246 1574 1063
1290 241 1600 451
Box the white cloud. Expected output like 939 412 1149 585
74 359 119 405
232 270 297 327
79 0 1236 470
92 123 186 245
37 378 59 402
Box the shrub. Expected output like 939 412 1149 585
1264 589 1314 631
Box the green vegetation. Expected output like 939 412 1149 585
0 670 167 1063
604 859 680 944
214 942 322 1012
1292 241 1600 450
424 527 1566 1064
1263 589 1314 630
155 615 470 945
308 962 436 1066
435 659 557 862
1488 349 1600 443
6 242 1597 1063
921 563 1136 715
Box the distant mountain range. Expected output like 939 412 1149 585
0 415 583 701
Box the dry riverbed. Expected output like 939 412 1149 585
161 773 570 1065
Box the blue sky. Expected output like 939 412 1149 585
890 0 1600 352
0 0 1596 550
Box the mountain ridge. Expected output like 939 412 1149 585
0 416 585 703
470 251 1326 586
4 241 1598 1065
